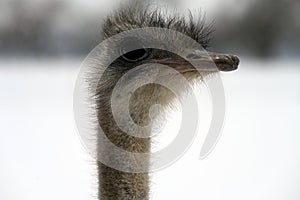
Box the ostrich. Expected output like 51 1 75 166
91 2 239 200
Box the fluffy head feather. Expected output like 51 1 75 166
102 2 213 49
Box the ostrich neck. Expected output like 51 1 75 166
96 85 164 200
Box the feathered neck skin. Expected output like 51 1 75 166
97 78 177 199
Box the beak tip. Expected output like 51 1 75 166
232 55 240 68
218 54 240 72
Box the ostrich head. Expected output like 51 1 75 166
94 3 239 127
101 4 239 72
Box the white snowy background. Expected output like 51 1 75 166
0 58 299 200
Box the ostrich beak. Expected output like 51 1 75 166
156 52 239 73
184 51 239 72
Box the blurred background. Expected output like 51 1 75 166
0 0 299 58
0 0 299 200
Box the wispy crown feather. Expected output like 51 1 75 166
102 1 213 49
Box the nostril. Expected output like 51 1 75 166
186 53 202 59
186 54 194 59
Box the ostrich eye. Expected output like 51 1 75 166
119 39 150 62
121 48 150 62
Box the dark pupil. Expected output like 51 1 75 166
123 49 147 61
